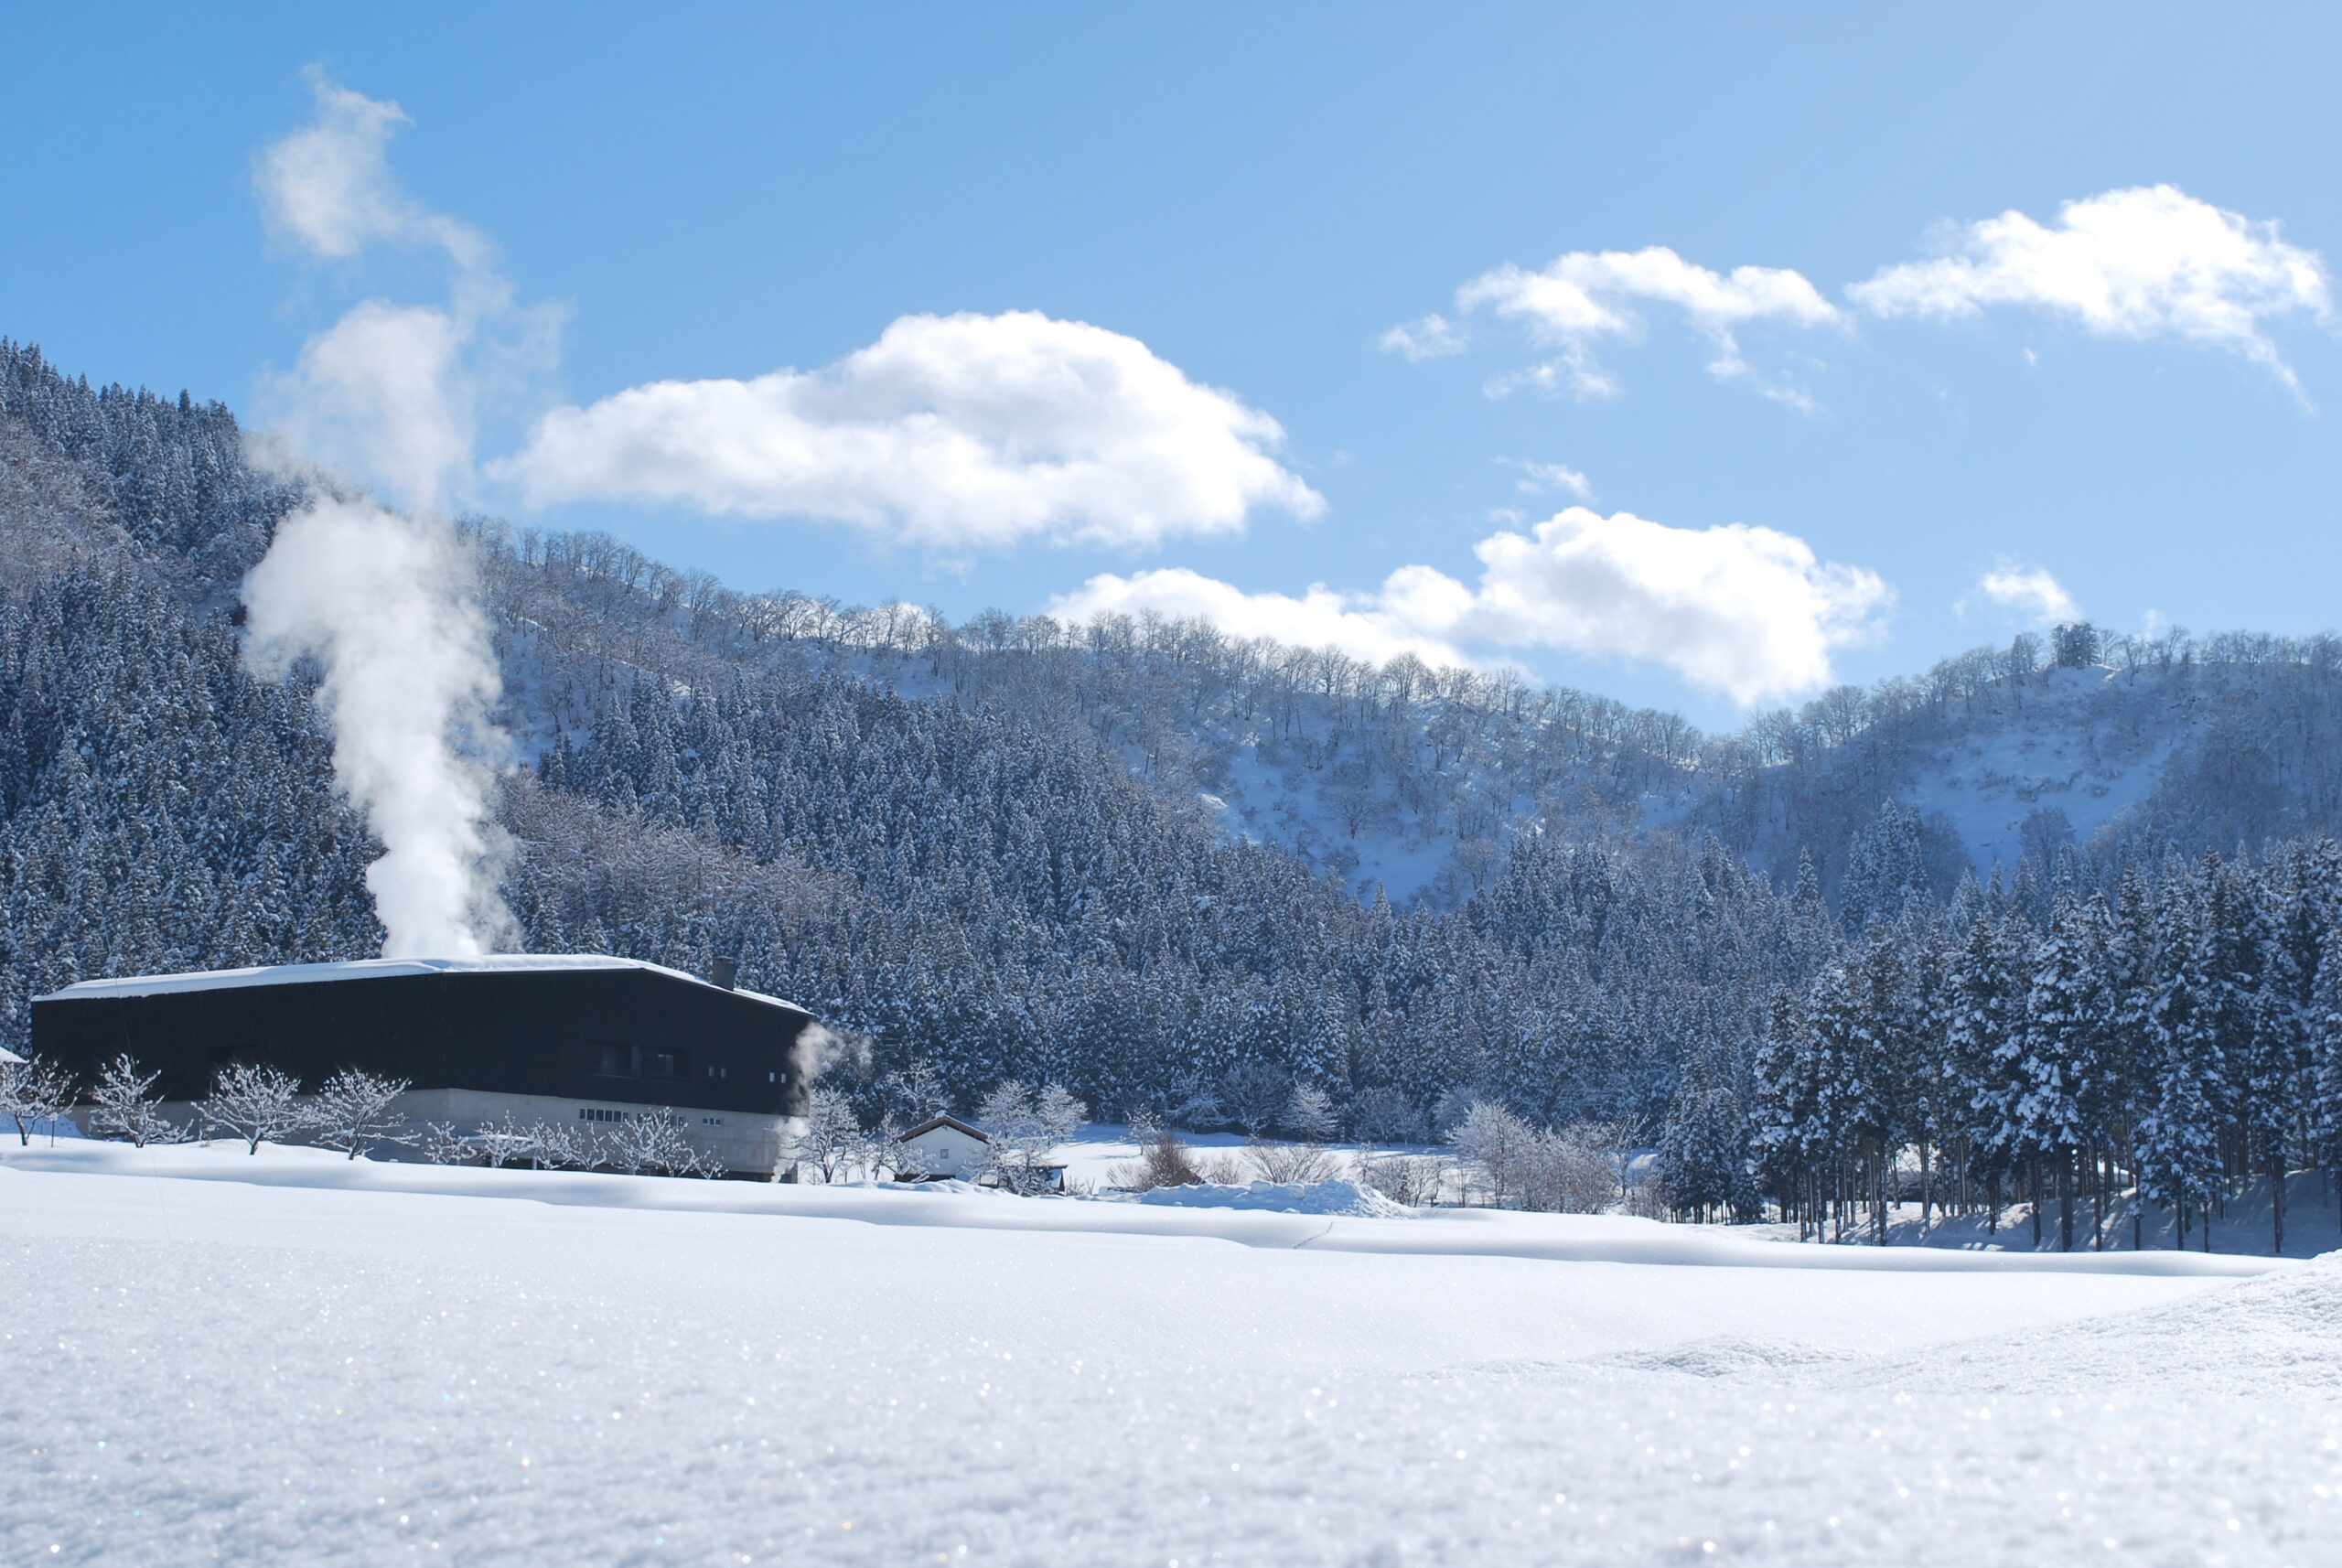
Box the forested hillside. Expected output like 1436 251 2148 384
9 337 2342 1233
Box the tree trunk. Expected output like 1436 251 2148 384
2029 1157 2043 1249
1875 1148 1887 1246
2058 1148 2074 1252
2092 1150 2105 1251
1918 1140 1933 1237
2272 1148 2286 1256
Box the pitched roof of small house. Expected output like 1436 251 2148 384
897 1113 989 1144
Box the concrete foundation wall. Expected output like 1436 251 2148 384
140 1089 792 1176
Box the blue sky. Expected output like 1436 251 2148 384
7 4 2342 726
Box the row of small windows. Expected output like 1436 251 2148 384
577 1107 726 1127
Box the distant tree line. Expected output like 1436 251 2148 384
1664 816 2342 1252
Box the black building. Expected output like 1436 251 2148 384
32 955 815 1171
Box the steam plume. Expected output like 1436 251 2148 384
242 495 513 955
788 1021 865 1094
242 74 529 956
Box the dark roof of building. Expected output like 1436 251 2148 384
34 954 810 1014
897 1114 989 1144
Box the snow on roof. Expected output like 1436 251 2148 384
34 954 811 1014
898 1114 989 1144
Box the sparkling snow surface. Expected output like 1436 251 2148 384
4 1145 2337 1566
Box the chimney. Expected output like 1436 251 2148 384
707 956 739 990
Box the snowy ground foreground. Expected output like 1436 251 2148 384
3 1145 2336 1567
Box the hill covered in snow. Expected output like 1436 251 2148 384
467 504 2342 914
10 337 2342 1208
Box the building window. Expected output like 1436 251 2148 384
595 1042 688 1080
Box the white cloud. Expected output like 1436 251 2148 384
1051 507 1892 704
1482 347 1619 401
1963 564 2080 626
501 310 1324 553
1850 185 2331 395
1379 314 1466 360
1414 245 1844 401
1047 568 1469 670
254 69 486 269
1444 509 1892 703
1502 458 1594 500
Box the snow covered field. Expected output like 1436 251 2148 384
4 1144 2337 1566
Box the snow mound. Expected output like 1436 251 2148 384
1586 1335 1871 1380
1135 1179 1411 1217
1866 1247 2342 1398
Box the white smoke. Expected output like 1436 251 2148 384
789 1020 862 1091
243 495 515 955
242 73 530 956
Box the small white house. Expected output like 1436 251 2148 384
895 1114 991 1180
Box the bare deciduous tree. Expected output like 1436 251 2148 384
199 1061 308 1155
313 1069 414 1160
1449 1101 1535 1207
976 1079 1086 1195
419 1121 466 1165
783 1088 865 1183
1113 1131 1207 1191
875 1114 931 1182
1449 1101 1616 1213
1284 1082 1338 1141
607 1108 712 1176
1516 1127 1617 1215
529 1119 598 1170
470 1111 543 1168
88 1054 179 1147
1357 1152 1444 1207
1245 1137 1341 1184
2 1052 80 1146
881 1058 954 1125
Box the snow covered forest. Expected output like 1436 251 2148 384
10 338 2342 1239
